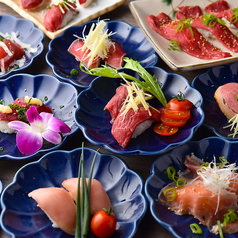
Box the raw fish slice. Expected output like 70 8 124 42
62 178 113 215
28 187 76 235
205 0 238 28
68 39 101 68
104 40 126 69
146 13 231 59
0 39 24 72
21 0 45 10
43 2 78 32
111 105 161 147
104 85 128 122
175 5 203 20
191 16 238 52
78 0 94 8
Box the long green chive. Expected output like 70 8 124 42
80 58 167 107
76 143 97 238
163 187 177 201
217 220 224 238
190 223 203 234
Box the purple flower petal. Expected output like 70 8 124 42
42 129 62 144
8 121 31 131
16 129 43 155
26 106 43 124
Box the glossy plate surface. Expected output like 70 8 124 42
0 74 78 160
46 20 158 88
130 0 238 71
145 137 238 238
75 66 204 155
0 147 146 238
0 14 44 79
192 62 238 140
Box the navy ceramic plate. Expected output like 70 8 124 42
145 137 238 238
0 74 78 160
0 147 147 238
75 66 204 155
46 20 158 88
192 62 238 140
0 14 44 79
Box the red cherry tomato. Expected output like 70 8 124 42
167 98 193 111
153 122 178 136
163 108 191 121
91 209 117 238
161 115 187 127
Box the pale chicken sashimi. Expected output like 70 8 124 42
159 154 238 235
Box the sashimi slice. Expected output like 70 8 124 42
175 5 203 20
104 85 128 122
62 178 113 215
28 187 76 235
205 0 238 28
191 15 238 52
104 40 126 69
43 2 78 32
146 12 231 59
21 0 45 10
78 0 94 8
68 39 101 68
111 105 161 147
214 82 238 119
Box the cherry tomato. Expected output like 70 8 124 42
167 98 193 111
153 122 178 136
163 108 191 121
161 115 187 127
91 209 117 238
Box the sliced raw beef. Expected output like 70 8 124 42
175 5 203 20
146 12 231 59
21 0 45 10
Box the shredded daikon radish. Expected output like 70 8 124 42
51 0 77 14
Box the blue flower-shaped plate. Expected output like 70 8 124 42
0 73 78 160
46 20 158 88
0 147 147 238
192 62 238 140
75 66 204 155
145 136 238 238
0 14 44 79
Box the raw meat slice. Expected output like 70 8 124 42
21 0 45 10
111 105 161 147
43 2 78 32
205 0 238 28
175 5 203 20
28 187 76 235
146 12 231 59
62 178 113 215
78 0 94 8
68 39 101 68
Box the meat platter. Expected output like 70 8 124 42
0 0 126 39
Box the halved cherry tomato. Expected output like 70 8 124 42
167 98 193 111
91 208 117 238
153 122 178 136
163 108 191 121
161 115 187 127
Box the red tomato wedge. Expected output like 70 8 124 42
153 122 178 136
167 98 193 111
163 108 191 121
161 115 187 127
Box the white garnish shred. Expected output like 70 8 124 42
119 78 153 120
224 114 238 138
79 20 116 67
196 158 238 214
51 0 76 14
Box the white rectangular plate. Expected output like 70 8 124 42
0 0 126 39
130 0 238 71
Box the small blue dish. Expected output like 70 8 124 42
145 136 238 238
192 62 238 140
46 20 158 88
0 73 78 160
75 66 204 155
0 14 44 79
0 147 146 238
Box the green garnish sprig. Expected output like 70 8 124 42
201 13 226 27
76 143 97 238
231 8 238 24
80 57 167 107
190 223 203 234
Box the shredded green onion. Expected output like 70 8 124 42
190 223 203 234
0 147 3 151
222 209 238 227
217 220 224 238
201 13 226 27
175 19 194 36
163 187 177 202
168 40 181 51
230 8 238 24
166 166 187 187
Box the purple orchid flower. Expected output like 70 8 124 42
8 106 71 155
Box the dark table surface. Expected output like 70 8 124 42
0 1 214 237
